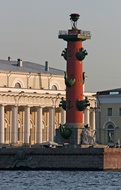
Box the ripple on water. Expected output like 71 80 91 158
0 171 121 190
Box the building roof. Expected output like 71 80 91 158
0 59 64 75
97 88 121 95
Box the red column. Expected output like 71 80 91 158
66 40 83 123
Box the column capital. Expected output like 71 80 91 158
49 106 55 109
0 104 6 106
37 106 44 108
12 105 18 108
25 105 31 108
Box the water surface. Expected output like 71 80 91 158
0 171 121 190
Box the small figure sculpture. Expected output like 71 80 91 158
81 124 96 145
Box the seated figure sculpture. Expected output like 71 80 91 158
81 124 96 145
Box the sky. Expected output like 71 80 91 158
0 0 121 92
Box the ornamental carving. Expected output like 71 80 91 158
59 124 72 139
61 48 67 60
64 72 75 87
76 97 90 111
76 47 88 61
6 150 37 169
59 97 66 111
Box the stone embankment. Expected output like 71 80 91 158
0 147 121 170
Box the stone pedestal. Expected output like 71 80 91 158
55 123 84 145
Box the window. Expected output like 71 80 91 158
107 108 112 116
51 85 57 90
107 125 114 143
109 92 119 95
15 82 21 88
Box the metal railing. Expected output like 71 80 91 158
58 30 91 37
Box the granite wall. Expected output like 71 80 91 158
0 147 120 170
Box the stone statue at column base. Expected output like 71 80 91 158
81 124 96 146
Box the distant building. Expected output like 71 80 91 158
0 58 96 146
96 88 121 147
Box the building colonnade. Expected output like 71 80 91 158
0 91 96 146
0 104 66 145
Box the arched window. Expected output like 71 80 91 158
51 85 57 90
107 125 114 143
15 82 21 88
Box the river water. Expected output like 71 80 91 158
0 170 121 190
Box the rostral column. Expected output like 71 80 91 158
58 14 91 144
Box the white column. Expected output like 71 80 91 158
84 108 90 125
24 106 30 144
92 111 96 131
49 107 55 142
37 107 43 143
61 108 66 124
46 111 49 141
0 105 4 144
11 106 18 144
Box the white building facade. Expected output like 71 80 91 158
0 59 96 146
96 89 121 147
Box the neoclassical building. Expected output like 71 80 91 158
0 58 96 146
96 88 121 147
